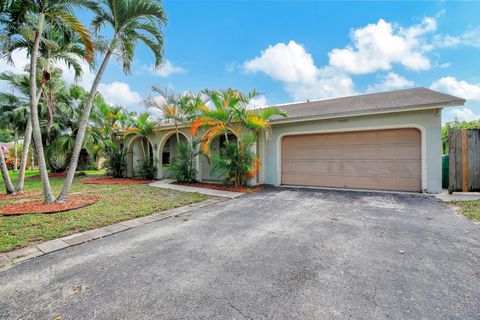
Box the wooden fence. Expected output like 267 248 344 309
448 129 480 192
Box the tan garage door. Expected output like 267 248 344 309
281 128 421 192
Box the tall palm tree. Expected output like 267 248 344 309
58 0 167 202
1 0 97 203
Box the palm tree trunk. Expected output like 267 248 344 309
56 49 114 202
29 12 55 204
17 88 41 192
15 114 32 192
0 146 15 194
13 128 18 171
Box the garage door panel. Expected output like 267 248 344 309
281 128 421 192
283 145 420 161
282 159 420 176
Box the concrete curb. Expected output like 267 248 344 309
0 197 227 272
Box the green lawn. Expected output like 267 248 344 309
0 170 207 253
448 200 480 223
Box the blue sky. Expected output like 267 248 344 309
3 1 480 123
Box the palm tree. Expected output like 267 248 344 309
125 113 155 161
0 143 15 194
145 87 194 143
1 0 97 203
192 88 287 185
58 0 167 202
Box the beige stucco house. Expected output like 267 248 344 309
125 87 465 193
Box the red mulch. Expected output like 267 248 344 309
174 182 262 193
0 194 100 216
0 191 42 201
82 177 153 185
28 172 72 179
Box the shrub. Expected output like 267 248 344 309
104 145 126 178
5 157 19 170
138 159 156 180
212 136 258 186
167 142 197 183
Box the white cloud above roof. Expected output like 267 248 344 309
367 72 414 93
447 108 480 122
431 76 480 102
328 17 436 74
244 41 355 101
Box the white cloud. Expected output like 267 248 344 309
367 72 414 92
247 95 268 109
143 60 185 77
244 41 355 101
434 26 480 48
59 59 96 89
98 82 143 107
431 76 480 101
328 17 436 74
448 108 480 122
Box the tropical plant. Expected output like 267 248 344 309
211 136 258 187
192 88 287 186
58 0 167 202
167 141 200 183
0 0 97 202
138 159 155 180
103 143 127 178
0 129 13 142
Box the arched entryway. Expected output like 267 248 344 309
157 131 190 179
127 137 154 178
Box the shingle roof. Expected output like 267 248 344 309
272 87 465 122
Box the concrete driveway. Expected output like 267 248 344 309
0 188 479 319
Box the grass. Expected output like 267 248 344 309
448 200 480 223
0 170 208 253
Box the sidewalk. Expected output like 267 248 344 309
149 180 244 198
434 189 480 202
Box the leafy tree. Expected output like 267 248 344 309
59 0 167 202
0 129 13 142
442 119 480 154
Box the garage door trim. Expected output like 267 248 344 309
276 124 427 191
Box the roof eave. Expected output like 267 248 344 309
271 100 465 125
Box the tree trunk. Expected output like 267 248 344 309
0 146 15 194
13 128 18 171
17 88 42 192
56 49 114 202
15 113 33 192
29 13 55 203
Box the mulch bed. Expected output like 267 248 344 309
174 182 262 193
82 177 153 185
0 191 42 201
28 172 74 179
0 194 100 216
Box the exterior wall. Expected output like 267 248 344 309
262 109 443 193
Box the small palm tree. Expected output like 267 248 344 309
125 113 155 161
58 0 167 202
192 88 287 186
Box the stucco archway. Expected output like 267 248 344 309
156 131 190 179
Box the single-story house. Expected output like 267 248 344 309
125 87 465 193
